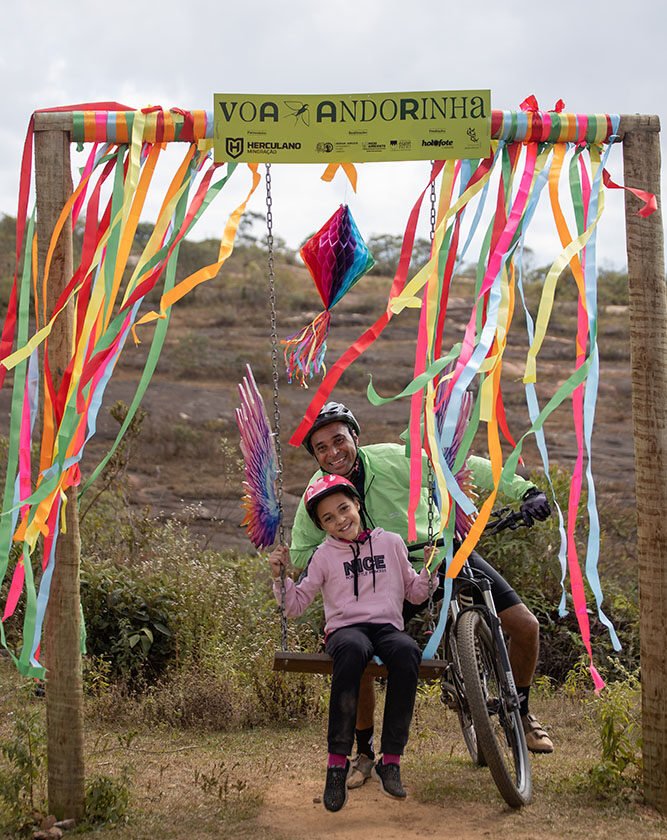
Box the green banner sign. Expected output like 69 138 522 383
213 90 491 164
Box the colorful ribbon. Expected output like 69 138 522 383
0 107 250 676
291 104 657 687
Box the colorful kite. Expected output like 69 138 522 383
235 365 280 549
282 204 375 385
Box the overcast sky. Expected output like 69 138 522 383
2 0 664 271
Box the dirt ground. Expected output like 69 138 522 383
255 781 555 840
67 702 665 840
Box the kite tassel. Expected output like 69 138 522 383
282 310 331 387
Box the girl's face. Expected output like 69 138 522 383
316 492 362 541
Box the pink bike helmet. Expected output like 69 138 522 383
304 474 361 527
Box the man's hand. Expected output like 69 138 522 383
520 487 551 526
268 545 290 580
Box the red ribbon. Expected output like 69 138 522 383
602 168 657 218
520 95 565 113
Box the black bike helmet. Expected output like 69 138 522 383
303 402 361 454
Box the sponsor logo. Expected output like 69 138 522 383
316 142 334 153
247 141 302 151
226 137 244 158
421 138 454 147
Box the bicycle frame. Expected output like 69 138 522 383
447 563 520 714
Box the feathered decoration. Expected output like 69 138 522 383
235 365 280 549
435 381 477 541
283 205 374 386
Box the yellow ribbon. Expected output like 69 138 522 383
389 151 497 318
131 162 262 339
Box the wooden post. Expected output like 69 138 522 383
621 115 667 814
34 128 85 821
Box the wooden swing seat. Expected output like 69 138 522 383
273 651 448 680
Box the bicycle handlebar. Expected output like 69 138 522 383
407 506 529 553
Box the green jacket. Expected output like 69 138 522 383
289 443 535 569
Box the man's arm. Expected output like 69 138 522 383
467 454 536 502
467 454 551 522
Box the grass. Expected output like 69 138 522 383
1 659 665 839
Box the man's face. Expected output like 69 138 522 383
309 421 358 477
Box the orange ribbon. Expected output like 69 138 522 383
321 162 358 192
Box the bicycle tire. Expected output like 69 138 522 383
456 609 532 808
444 630 486 767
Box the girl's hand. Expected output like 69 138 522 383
268 545 290 580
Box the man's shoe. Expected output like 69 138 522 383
323 762 350 812
347 753 374 789
372 760 407 799
522 713 554 753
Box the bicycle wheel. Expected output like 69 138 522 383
456 609 532 808
443 630 486 767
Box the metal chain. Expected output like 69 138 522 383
265 163 288 650
426 161 438 634
429 162 438 247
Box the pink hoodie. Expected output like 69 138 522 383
273 527 435 635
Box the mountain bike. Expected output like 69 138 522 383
409 507 532 808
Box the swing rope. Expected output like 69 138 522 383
265 163 288 651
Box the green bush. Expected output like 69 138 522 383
0 700 47 835
80 506 327 726
85 772 131 826
587 667 642 797
81 557 179 687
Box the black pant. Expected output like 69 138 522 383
324 623 421 756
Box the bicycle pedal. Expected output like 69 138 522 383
440 681 459 709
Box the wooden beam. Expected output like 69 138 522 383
273 651 448 680
31 110 662 143
622 118 667 815
34 128 85 821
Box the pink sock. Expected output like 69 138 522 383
328 753 347 768
382 753 401 765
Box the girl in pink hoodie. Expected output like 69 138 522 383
268 474 438 813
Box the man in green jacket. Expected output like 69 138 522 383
289 401 554 787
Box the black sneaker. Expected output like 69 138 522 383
372 760 407 799
323 761 350 812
